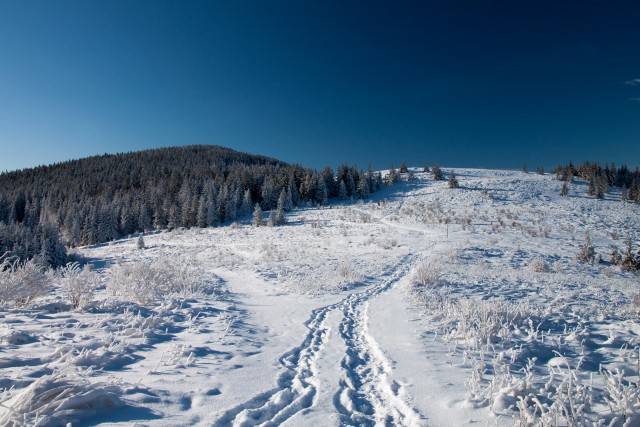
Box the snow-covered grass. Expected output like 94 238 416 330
0 168 638 426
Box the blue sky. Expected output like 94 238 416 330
1 1 639 173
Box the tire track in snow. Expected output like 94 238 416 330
213 254 422 426
334 254 424 426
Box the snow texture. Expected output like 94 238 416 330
1 168 639 426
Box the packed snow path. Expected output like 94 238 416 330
213 254 424 426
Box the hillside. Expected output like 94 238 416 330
0 145 383 266
1 168 639 426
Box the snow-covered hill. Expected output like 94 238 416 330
1 168 639 426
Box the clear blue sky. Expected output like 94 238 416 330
1 1 639 173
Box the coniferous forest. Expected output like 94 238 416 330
0 145 385 267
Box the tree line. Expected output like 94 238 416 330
555 161 640 201
0 145 389 267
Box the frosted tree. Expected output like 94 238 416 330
284 185 293 211
561 181 568 197
357 174 370 199
275 189 286 225
240 189 252 216
137 234 146 249
197 194 208 228
448 170 459 188
252 203 263 227
577 232 595 263
338 180 347 201
432 165 444 181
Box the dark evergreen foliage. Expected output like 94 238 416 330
555 161 640 202
431 165 444 181
0 145 390 265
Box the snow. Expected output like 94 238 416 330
1 168 639 426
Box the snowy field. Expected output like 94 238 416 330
2 168 640 426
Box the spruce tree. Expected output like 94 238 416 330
432 165 444 181
448 170 459 189
338 180 347 201
561 181 568 197
275 189 286 225
252 203 263 227
400 161 408 173
137 234 145 249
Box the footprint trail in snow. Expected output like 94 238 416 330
213 253 424 426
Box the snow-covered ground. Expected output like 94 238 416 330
2 168 640 426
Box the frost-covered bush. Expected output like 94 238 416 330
527 258 547 273
57 262 101 309
413 259 443 288
107 256 218 305
0 256 49 306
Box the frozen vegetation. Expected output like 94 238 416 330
1 168 639 426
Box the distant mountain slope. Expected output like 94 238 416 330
0 145 384 266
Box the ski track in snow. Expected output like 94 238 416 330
213 253 423 427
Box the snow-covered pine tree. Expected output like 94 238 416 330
432 165 444 181
423 161 429 173
284 185 293 211
197 194 208 228
357 174 370 199
561 181 568 197
448 170 459 188
400 161 408 173
275 189 286 225
338 180 347 201
252 203 263 227
137 234 145 249
578 232 595 263
621 185 628 202
240 189 252 217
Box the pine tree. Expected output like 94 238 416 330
357 174 370 199
561 181 568 197
338 180 347 201
432 165 444 181
137 234 145 249
387 163 397 185
578 232 595 263
284 185 293 211
423 161 429 173
240 189 252 217
275 189 286 225
252 203 263 227
621 185 628 202
197 194 208 228
630 176 639 202
400 161 408 173
448 170 459 189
